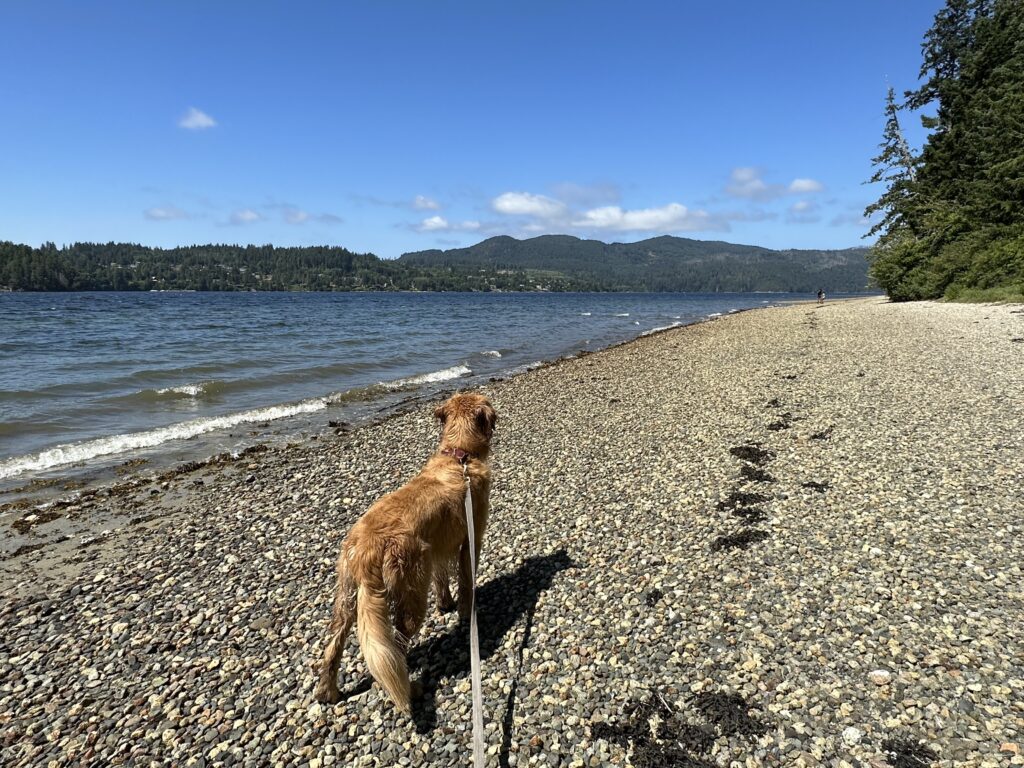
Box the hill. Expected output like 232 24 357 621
399 235 872 292
0 236 871 292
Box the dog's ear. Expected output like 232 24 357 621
474 402 497 439
433 402 448 425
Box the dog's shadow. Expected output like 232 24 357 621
406 549 576 734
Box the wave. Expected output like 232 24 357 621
580 312 592 316
480 350 502 358
614 313 630 317
641 321 683 336
0 398 328 480
155 381 226 398
383 365 472 390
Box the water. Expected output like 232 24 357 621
0 291 807 491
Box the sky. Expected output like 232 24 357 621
1 1 944 258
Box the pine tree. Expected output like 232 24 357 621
865 0 1022 301
863 88 925 300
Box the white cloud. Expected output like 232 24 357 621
492 191 567 219
178 107 217 130
726 168 825 200
419 215 449 231
412 195 441 211
725 167 785 200
572 203 713 232
789 178 824 193
144 205 188 221
415 215 480 233
790 200 817 213
229 208 261 225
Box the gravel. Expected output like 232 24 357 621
2 297 1022 767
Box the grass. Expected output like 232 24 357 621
944 284 1024 303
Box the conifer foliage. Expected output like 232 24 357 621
865 0 1023 300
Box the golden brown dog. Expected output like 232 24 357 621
314 392 497 713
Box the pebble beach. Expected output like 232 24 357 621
2 297 1022 767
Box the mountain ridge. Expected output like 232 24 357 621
399 234 872 292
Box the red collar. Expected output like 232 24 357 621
439 447 475 465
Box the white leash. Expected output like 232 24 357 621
462 468 486 766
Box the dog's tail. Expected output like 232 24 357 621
356 577 412 714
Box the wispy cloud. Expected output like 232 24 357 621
789 178 824 194
412 195 441 211
178 107 217 130
549 181 621 207
144 205 189 221
264 202 343 225
830 212 872 228
229 208 261 225
725 167 784 200
725 167 825 200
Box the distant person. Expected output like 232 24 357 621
817 289 825 305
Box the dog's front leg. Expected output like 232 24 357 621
456 521 486 621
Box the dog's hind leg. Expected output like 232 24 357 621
394 583 429 651
314 558 356 704
432 561 456 613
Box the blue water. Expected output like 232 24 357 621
0 291 807 487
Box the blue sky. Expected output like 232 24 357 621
1 1 941 258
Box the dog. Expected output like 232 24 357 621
314 392 497 714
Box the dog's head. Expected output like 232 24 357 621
434 392 497 458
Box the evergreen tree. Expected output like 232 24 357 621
865 0 1022 301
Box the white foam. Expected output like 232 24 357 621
156 383 206 396
384 365 472 390
614 313 630 317
580 312 592 316
707 312 723 318
482 350 502 358
641 321 683 336
0 399 327 480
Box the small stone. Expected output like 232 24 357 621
842 726 863 745
868 669 892 686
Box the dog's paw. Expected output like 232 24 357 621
436 595 456 613
313 684 341 705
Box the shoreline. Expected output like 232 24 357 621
1 290 822 504
2 297 1021 767
0 298 796 573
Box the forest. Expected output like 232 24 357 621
866 0 1024 301
0 237 871 294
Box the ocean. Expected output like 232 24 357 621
0 291 812 493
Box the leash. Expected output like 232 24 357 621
462 463 486 766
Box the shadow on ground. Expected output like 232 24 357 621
591 688 769 768
407 549 576 734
